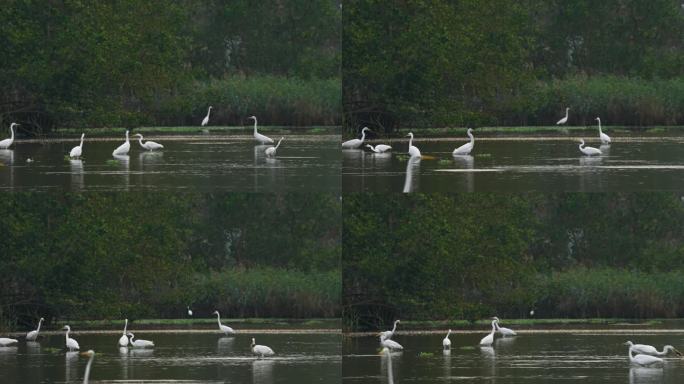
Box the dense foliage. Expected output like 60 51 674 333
0 193 341 329
343 193 684 330
0 0 341 131
343 0 684 131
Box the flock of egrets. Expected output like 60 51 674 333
0 112 286 160
342 109 615 158
0 310 276 383
377 318 682 368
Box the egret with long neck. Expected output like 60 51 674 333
26 317 45 341
0 123 18 149
249 116 274 144
213 310 235 335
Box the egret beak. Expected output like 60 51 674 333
674 348 682 357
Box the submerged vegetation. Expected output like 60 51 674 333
343 194 684 330
0 193 341 329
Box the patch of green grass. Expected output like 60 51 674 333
476 153 491 158
105 159 119 166
418 352 434 357
438 159 451 165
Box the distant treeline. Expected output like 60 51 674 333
344 0 684 132
0 1 341 132
0 193 340 329
343 193 684 330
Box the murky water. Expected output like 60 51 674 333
343 331 684 383
0 332 340 383
343 135 684 192
0 134 340 192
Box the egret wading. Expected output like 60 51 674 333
213 310 235 335
556 107 570 125
135 134 164 151
0 337 18 347
128 333 154 348
249 116 274 144
201 106 213 127
380 334 404 351
251 338 275 358
493 317 517 337
596 117 611 144
443 329 452 350
187 306 193 316
342 127 370 149
479 318 497 346
0 123 18 149
112 130 130 156
624 341 682 357
453 128 475 156
70 134 85 158
63 325 80 351
265 137 284 157
627 343 664 367
366 144 392 153
118 319 129 347
26 317 45 341
380 320 400 340
579 139 602 156
406 132 421 158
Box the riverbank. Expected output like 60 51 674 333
49 125 339 137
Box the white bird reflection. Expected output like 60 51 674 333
252 358 275 384
217 337 235 353
69 159 84 190
65 351 79 382
0 149 15 188
452 154 475 192
402 156 421 193
380 351 395 384
112 154 130 189
629 367 664 384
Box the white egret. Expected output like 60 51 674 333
63 325 80 351
212 310 235 335
406 132 421 158
135 134 163 151
380 320 400 340
0 337 18 346
81 350 95 384
248 116 274 144
201 106 213 127
579 139 602 156
366 144 392 153
342 127 370 149
443 329 452 350
112 130 130 156
627 344 664 367
380 334 404 351
0 123 18 149
452 128 475 156
251 338 275 358
118 319 129 347
26 317 45 341
624 341 682 357
493 317 517 337
127 333 154 348
556 107 570 125
187 306 193 316
26 158 34 163
70 133 85 158
265 137 284 157
596 117 611 144
479 319 497 346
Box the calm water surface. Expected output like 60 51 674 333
0 332 340 383
343 331 684 383
343 135 684 192
0 134 340 192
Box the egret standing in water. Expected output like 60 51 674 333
112 130 130 156
380 334 404 351
452 128 475 156
380 320 400 340
627 343 664 367
556 107 570 125
212 310 235 335
81 350 95 384
0 337 18 346
251 338 275 358
187 306 193 316
135 134 164 151
578 139 602 156
26 317 45 341
201 106 213 127
118 319 129 347
70 134 85 159
479 318 497 346
624 341 682 357
493 317 517 337
406 132 421 158
0 123 18 149
63 325 80 351
596 117 611 144
127 333 154 348
443 329 452 350
265 137 284 157
342 127 370 149
366 144 392 153
248 116 274 144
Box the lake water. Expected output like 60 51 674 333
343 135 684 192
0 134 340 192
0 331 340 383
343 331 684 383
